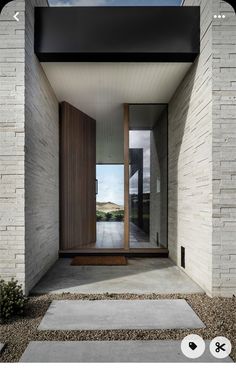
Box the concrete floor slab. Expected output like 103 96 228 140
38 299 205 330
20 341 233 363
32 258 204 294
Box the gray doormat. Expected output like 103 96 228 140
20 341 232 363
38 299 205 330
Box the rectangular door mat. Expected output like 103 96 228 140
20 341 233 363
38 299 205 330
71 255 127 266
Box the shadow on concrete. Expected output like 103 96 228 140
32 257 203 295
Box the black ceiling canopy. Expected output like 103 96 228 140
35 6 200 63
223 0 236 12
0 0 14 13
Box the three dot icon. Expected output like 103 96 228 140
214 14 226 18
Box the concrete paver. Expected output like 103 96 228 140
38 299 205 330
20 341 233 363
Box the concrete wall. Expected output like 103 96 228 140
0 0 26 290
168 0 213 294
25 0 59 293
0 0 59 294
212 0 236 296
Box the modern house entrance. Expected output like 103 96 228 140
59 101 168 256
33 6 200 258
4 1 236 298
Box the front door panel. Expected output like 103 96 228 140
60 101 96 250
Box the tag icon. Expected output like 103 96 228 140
189 342 197 351
181 334 205 359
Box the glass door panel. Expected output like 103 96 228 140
128 104 168 249
96 164 124 248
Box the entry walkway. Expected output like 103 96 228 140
32 258 204 294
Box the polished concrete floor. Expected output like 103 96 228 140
32 258 204 294
96 222 157 248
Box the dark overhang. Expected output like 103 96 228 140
34 6 200 63
224 0 236 12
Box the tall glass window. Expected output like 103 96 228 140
129 105 168 248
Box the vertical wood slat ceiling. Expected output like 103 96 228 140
42 62 191 163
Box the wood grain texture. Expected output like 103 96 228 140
60 102 96 250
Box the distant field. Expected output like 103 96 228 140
96 201 124 212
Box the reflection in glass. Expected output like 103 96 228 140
129 105 168 249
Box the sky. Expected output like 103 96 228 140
49 0 182 7
96 165 124 206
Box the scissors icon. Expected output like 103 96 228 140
215 342 226 352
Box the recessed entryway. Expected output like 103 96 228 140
41 61 193 256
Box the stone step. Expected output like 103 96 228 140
38 299 205 331
20 341 232 363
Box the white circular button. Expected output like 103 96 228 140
210 336 232 359
181 334 205 359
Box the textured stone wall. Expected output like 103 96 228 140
25 0 59 293
212 0 236 296
168 0 213 294
0 0 26 290
0 0 59 294
169 0 236 296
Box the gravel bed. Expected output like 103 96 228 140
0 293 235 362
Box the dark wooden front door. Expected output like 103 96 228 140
60 101 96 250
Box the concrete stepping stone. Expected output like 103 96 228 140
38 299 205 330
20 341 232 363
